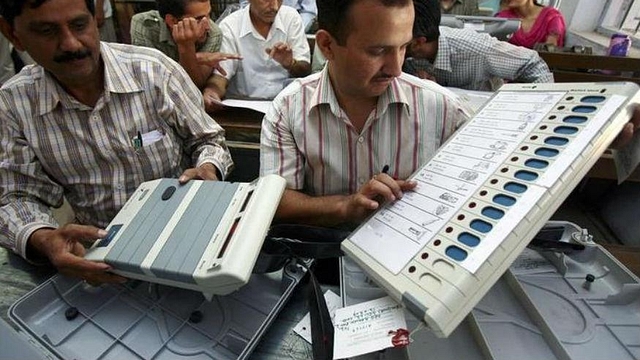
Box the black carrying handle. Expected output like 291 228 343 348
253 224 349 273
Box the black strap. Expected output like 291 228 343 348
253 224 348 273
267 224 349 258
307 267 334 360
254 224 349 359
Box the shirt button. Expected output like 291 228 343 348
116 184 124 190
358 137 364 143
358 177 366 184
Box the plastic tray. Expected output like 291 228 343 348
340 221 640 360
8 260 306 360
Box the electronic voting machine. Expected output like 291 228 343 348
342 82 640 337
85 174 286 300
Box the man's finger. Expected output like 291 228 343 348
178 168 198 184
215 65 227 77
57 252 111 272
58 224 108 243
85 272 128 285
221 53 243 60
630 106 640 129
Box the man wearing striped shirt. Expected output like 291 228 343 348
260 0 472 227
404 0 553 91
0 0 233 285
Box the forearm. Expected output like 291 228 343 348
286 59 311 78
204 74 228 99
178 45 212 89
274 189 354 227
514 53 554 84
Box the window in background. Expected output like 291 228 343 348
598 0 640 42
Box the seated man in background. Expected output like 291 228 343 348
260 0 471 228
131 0 240 89
240 0 317 33
405 0 553 91
440 0 480 15
95 0 117 42
0 31 14 84
204 0 311 112
0 0 233 284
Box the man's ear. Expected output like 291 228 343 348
315 30 336 61
415 36 428 45
164 14 178 27
0 18 25 52
408 36 427 56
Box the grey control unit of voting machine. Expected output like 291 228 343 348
85 174 286 300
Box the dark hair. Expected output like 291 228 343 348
157 0 208 19
0 0 95 24
412 0 440 41
317 0 411 45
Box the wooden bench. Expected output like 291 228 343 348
537 51 640 85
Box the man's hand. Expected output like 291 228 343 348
265 42 294 70
416 69 436 82
178 162 220 184
610 105 640 149
28 225 127 285
342 172 417 223
172 17 208 49
196 52 242 77
203 87 225 113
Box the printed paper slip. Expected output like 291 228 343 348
333 296 407 359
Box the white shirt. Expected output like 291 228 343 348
239 0 317 32
94 0 112 18
217 5 310 100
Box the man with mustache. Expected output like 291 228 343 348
203 0 311 112
131 0 240 89
0 0 233 285
259 0 472 228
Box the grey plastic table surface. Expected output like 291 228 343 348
0 248 319 360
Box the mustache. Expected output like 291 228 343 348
374 74 394 81
53 49 91 63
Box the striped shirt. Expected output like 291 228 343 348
0 42 233 260
404 27 554 91
260 68 471 196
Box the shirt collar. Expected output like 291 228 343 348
100 42 145 94
36 42 144 115
309 65 410 118
240 5 286 39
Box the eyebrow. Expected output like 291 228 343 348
366 39 413 51
28 14 91 29
181 15 208 21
